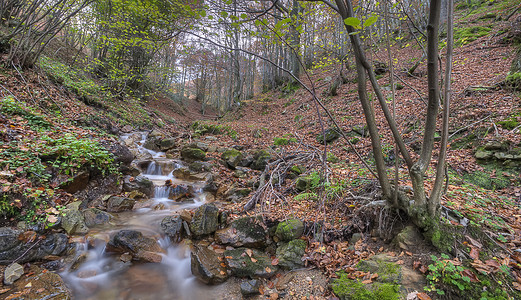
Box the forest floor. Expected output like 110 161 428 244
1 1 521 299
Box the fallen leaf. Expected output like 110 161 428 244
251 257 258 263
417 292 432 300
271 258 279 265
245 249 253 257
461 269 480 282
469 247 480 260
396 260 404 265
361 279 372 284
265 266 272 273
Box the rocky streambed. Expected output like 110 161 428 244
0 130 327 300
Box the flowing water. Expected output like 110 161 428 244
60 132 218 300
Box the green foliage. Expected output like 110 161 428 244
425 254 471 295
332 272 400 300
505 72 521 91
454 26 491 46
1 96 51 129
461 164 512 190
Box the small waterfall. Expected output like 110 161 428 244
146 162 163 175
155 186 172 199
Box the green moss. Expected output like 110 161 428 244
274 219 304 241
454 26 492 46
461 164 511 190
505 72 521 91
273 137 290 146
332 272 400 300
327 152 339 163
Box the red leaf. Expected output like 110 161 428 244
469 247 480 260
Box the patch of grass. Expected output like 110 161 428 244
454 26 491 46
332 271 400 300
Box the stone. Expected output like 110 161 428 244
107 196 135 212
61 203 89 235
251 149 271 171
58 171 90 194
107 230 165 263
221 149 244 169
276 239 306 270
316 128 340 144
394 225 423 251
191 244 228 284
2 266 72 299
160 138 177 151
494 152 514 160
275 219 304 242
224 248 278 278
240 279 260 296
4 263 24 285
349 233 362 245
161 215 183 242
82 208 113 227
357 254 402 284
121 125 133 133
295 176 313 191
475 149 493 160
143 138 161 151
484 140 508 151
239 155 254 167
149 130 164 139
106 142 134 166
189 161 212 172
215 216 267 247
180 146 206 162
123 175 154 197
190 203 220 237
0 228 68 264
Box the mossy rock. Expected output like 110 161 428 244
251 149 271 170
356 255 402 284
221 149 243 169
276 239 306 269
274 219 304 241
317 128 340 144
332 274 400 300
181 146 206 162
215 216 267 247
189 203 220 237
224 248 278 278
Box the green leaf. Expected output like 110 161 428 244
240 13 247 19
363 15 378 27
220 11 228 18
344 17 361 29
199 10 206 17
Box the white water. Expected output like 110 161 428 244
61 132 208 300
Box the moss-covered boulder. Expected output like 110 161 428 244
276 239 306 269
224 248 278 278
159 138 177 151
215 216 267 247
316 128 340 144
189 203 220 237
180 146 206 162
251 149 271 170
274 219 304 242
221 149 243 170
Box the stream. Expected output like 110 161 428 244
60 132 219 300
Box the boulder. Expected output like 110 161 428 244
215 216 267 247
160 138 177 151
189 203 220 237
274 219 304 242
189 161 212 172
121 125 133 133
123 175 154 197
316 128 340 144
475 149 493 160
189 142 209 152
276 239 306 269
221 149 243 170
167 184 193 202
143 137 161 152
4 263 24 285
191 244 228 284
295 176 313 191
180 146 206 162
224 248 278 278
107 196 135 212
61 202 89 235
82 208 113 227
251 150 271 170
107 142 134 166
107 230 165 263
393 225 423 251
0 228 68 263
240 279 260 296
160 215 184 242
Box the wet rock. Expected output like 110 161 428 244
180 146 206 162
4 262 24 285
143 138 161 151
172 167 211 181
316 128 340 144
393 225 423 251
274 219 304 242
215 216 267 247
190 203 220 237
161 215 183 242
240 279 260 296
251 149 271 170
123 175 154 197
82 208 113 227
2 265 72 299
167 184 193 202
75 174 122 207
61 202 89 235
0 228 68 264
107 230 165 263
222 149 243 170
191 244 228 284
107 196 135 212
224 248 278 278
276 239 306 269
160 138 177 151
